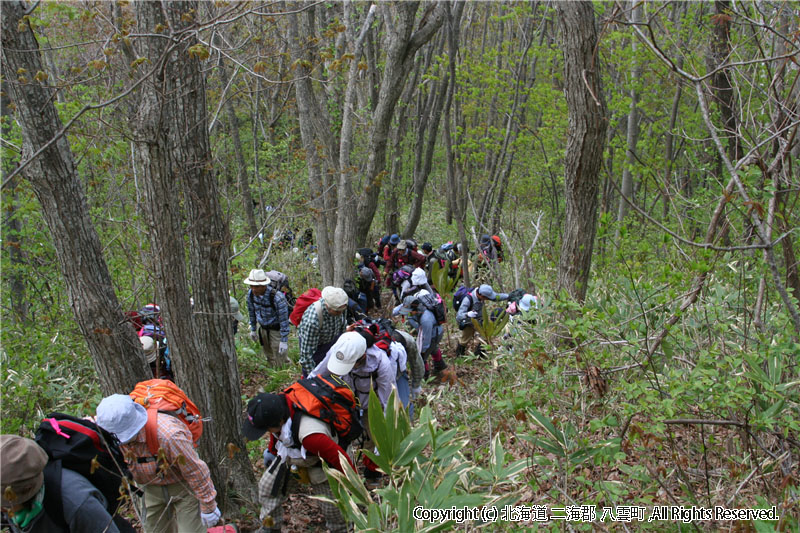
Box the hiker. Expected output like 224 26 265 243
381 234 401 262
394 293 448 380
455 284 509 356
229 295 245 335
478 234 500 263
0 435 128 533
355 249 383 310
245 269 291 367
384 239 426 281
311 330 396 412
356 267 379 312
390 327 426 418
399 267 434 301
297 286 349 377
450 244 472 280
506 293 538 316
243 336 365 533
310 330 394 488
141 336 171 380
95 395 221 532
421 242 433 258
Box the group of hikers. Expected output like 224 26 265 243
1 232 539 533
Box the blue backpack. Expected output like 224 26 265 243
452 285 473 312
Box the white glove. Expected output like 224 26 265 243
249 330 259 342
263 450 277 467
410 386 422 399
466 311 478 318
278 342 288 357
200 507 221 528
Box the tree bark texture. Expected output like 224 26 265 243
403 32 448 239
288 6 336 285
1 1 150 394
555 1 608 303
615 0 642 241
133 0 254 507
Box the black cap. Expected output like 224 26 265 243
421 242 433 252
241 393 289 441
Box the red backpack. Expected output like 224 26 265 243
289 288 323 327
130 379 203 455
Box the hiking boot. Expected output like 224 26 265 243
430 360 448 383
455 344 466 357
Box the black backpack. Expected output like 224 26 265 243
35 413 131 520
343 278 360 301
418 292 447 325
507 288 526 304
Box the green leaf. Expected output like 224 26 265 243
527 407 566 447
394 424 432 467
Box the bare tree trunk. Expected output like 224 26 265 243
2 1 150 393
288 6 337 284
441 3 470 287
386 51 423 235
711 0 742 162
555 1 608 303
132 0 254 507
353 2 447 246
403 33 448 238
615 0 642 242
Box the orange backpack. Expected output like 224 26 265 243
130 379 203 455
282 375 362 446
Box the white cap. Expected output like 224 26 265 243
321 286 348 310
326 332 367 375
139 336 158 363
411 268 427 286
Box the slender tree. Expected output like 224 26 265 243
555 1 608 303
1 0 150 393
132 0 254 506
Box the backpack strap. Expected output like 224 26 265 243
144 408 160 456
315 299 323 325
250 287 278 319
42 460 69 529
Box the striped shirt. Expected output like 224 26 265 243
247 288 291 343
122 413 217 513
297 299 346 376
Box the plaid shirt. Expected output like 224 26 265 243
297 298 346 376
247 288 291 343
122 413 217 513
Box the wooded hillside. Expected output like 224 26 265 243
2 1 798 530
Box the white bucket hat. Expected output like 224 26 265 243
95 394 148 444
244 269 270 286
